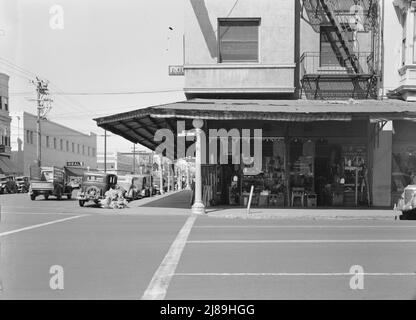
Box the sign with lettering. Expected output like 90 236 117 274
67 161 84 167
168 65 184 76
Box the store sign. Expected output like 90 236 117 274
168 65 184 76
67 161 84 167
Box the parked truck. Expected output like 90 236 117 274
29 166 74 200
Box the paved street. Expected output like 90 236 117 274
1 191 416 300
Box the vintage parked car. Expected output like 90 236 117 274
15 176 30 193
117 174 153 201
396 185 416 220
0 175 18 194
77 172 117 207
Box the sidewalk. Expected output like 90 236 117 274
205 207 398 220
114 190 399 220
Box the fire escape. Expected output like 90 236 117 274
301 0 380 100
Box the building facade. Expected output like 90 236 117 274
10 112 97 176
0 72 14 174
97 152 138 174
383 0 416 101
94 0 416 210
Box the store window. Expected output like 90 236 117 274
392 147 416 192
218 18 260 63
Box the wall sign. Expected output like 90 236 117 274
67 161 84 167
168 65 184 76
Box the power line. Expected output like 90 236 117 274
10 88 183 96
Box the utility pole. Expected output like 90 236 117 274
31 77 52 168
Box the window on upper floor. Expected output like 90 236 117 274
46 136 50 148
72 142 75 153
26 130 30 143
0 97 2 110
53 137 57 149
320 25 354 67
66 140 69 152
60 139 63 150
402 12 407 66
218 18 260 63
30 131 33 144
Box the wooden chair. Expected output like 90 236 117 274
291 188 305 207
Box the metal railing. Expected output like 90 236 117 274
300 52 374 77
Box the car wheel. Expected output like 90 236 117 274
67 193 72 200
79 200 85 207
30 194 36 200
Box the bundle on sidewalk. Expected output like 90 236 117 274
100 187 129 209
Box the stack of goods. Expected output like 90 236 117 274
101 188 128 209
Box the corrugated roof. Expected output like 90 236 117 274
93 98 416 152
94 98 416 125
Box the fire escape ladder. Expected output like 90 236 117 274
319 0 363 74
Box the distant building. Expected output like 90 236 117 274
0 73 15 175
10 111 97 176
97 152 137 174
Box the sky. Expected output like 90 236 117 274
0 0 185 153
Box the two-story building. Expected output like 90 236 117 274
94 0 416 211
10 111 97 176
0 72 17 175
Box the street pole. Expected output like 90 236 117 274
36 98 41 167
104 130 107 173
31 77 51 168
186 159 190 190
191 119 205 214
159 155 164 194
167 159 171 193
132 143 136 174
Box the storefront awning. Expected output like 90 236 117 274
94 99 416 152
0 157 20 175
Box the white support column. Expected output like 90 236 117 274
167 159 171 193
186 160 191 190
191 119 205 214
159 155 164 195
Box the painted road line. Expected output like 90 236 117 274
1 212 85 216
142 214 197 300
174 272 416 277
0 215 86 237
193 225 416 229
187 239 416 244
